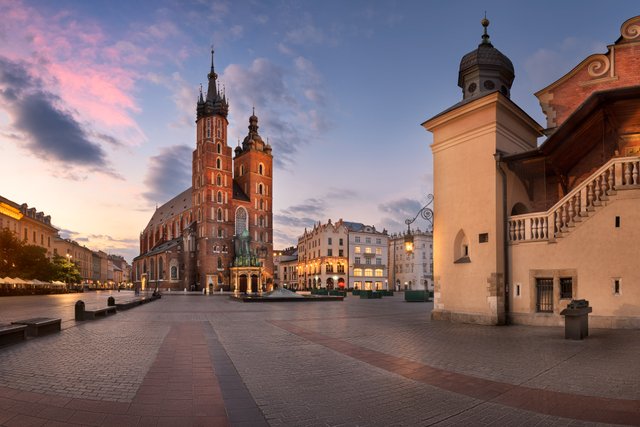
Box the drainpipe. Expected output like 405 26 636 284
494 151 510 325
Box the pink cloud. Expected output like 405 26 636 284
0 1 145 142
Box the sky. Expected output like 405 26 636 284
0 0 638 262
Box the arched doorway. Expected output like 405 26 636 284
250 275 259 293
326 277 334 290
239 275 248 293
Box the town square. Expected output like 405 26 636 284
1 1 640 425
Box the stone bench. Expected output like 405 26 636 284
114 299 143 310
0 324 27 346
11 317 61 337
84 306 117 320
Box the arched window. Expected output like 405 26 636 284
150 258 155 280
217 258 223 269
217 208 223 222
217 191 222 203
259 199 264 210
158 257 164 280
216 158 221 169
258 163 264 175
170 266 177 280
511 202 528 216
259 216 264 227
258 183 263 195
198 208 202 222
216 174 222 186
240 164 245 176
217 143 221 154
454 229 470 263
143 260 147 274
235 207 248 235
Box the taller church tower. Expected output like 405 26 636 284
193 50 235 289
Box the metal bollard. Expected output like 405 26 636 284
107 296 115 306
75 300 85 321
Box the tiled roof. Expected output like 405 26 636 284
144 188 191 231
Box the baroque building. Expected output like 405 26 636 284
0 195 57 259
296 219 388 290
424 16 640 327
133 51 274 292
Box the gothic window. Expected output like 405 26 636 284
150 258 155 280
259 216 264 227
217 143 221 154
217 208 223 222
258 183 263 195
217 258 223 269
240 164 245 176
216 119 222 138
259 163 264 175
218 228 224 238
158 257 164 280
259 199 264 210
235 207 248 235
216 157 221 169
217 191 222 203
206 118 211 138
216 174 222 186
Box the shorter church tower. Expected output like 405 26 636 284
233 110 274 278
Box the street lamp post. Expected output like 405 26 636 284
404 194 434 253
404 195 434 292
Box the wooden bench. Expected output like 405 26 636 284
11 317 61 337
84 306 117 320
0 324 27 346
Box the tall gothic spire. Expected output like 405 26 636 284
197 49 229 119
206 48 218 103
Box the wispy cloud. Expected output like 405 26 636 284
523 37 608 89
221 55 329 167
142 145 192 205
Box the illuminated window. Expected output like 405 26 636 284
355 246 361 254
364 268 373 276
365 247 372 254
375 248 382 255
375 269 383 277
354 268 363 277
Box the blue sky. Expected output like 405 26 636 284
0 0 637 261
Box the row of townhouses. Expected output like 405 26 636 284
274 219 433 292
0 194 131 286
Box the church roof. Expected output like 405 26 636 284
134 236 181 260
232 181 250 202
144 187 192 232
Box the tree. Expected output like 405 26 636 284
16 245 54 280
0 228 25 278
51 255 82 284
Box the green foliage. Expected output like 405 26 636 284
51 255 82 284
0 228 25 278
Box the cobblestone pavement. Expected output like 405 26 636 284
0 293 639 426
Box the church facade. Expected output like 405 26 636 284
424 16 640 328
133 52 274 293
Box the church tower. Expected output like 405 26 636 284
423 18 541 325
233 110 274 278
193 49 234 289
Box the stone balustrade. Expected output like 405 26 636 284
509 156 640 243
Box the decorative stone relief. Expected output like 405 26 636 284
621 16 640 40
586 54 611 78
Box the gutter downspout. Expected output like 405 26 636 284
494 151 510 325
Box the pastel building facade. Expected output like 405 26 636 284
388 230 433 291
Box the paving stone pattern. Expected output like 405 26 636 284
0 293 638 426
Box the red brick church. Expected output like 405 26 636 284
133 51 274 292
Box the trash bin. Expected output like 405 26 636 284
560 299 592 340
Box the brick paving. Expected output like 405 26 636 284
0 293 639 426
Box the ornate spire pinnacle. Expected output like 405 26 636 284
198 83 204 103
480 13 492 46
